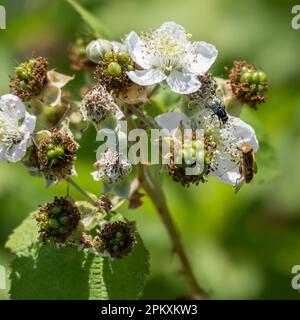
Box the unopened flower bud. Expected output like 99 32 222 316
86 39 113 63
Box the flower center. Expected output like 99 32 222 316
142 29 189 70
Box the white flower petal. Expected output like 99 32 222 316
0 94 25 120
125 31 153 69
5 133 30 163
185 41 218 74
166 70 201 94
209 151 242 185
155 112 191 131
21 112 36 135
158 21 187 40
0 143 5 161
127 69 167 86
221 116 259 153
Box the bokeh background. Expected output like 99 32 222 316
1 0 300 299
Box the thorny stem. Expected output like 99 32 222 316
139 164 208 300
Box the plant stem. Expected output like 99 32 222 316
65 177 98 206
139 165 208 300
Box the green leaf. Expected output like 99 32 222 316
5 212 39 256
6 215 150 299
66 0 113 39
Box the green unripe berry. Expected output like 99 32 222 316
117 51 130 63
16 67 30 80
51 158 59 165
241 66 249 73
47 150 57 159
113 245 119 252
119 241 124 247
252 72 260 83
107 62 122 77
127 64 134 71
241 72 253 83
54 147 65 157
19 80 28 91
58 226 66 234
46 143 55 151
104 51 114 62
51 207 62 216
48 218 60 229
258 71 267 83
115 231 123 239
59 216 69 225
257 84 265 93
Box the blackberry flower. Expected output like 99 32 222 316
126 22 218 94
0 94 36 162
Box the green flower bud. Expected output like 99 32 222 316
107 62 122 77
86 39 113 63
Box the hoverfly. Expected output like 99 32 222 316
235 143 257 192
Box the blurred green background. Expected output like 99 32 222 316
1 0 300 299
